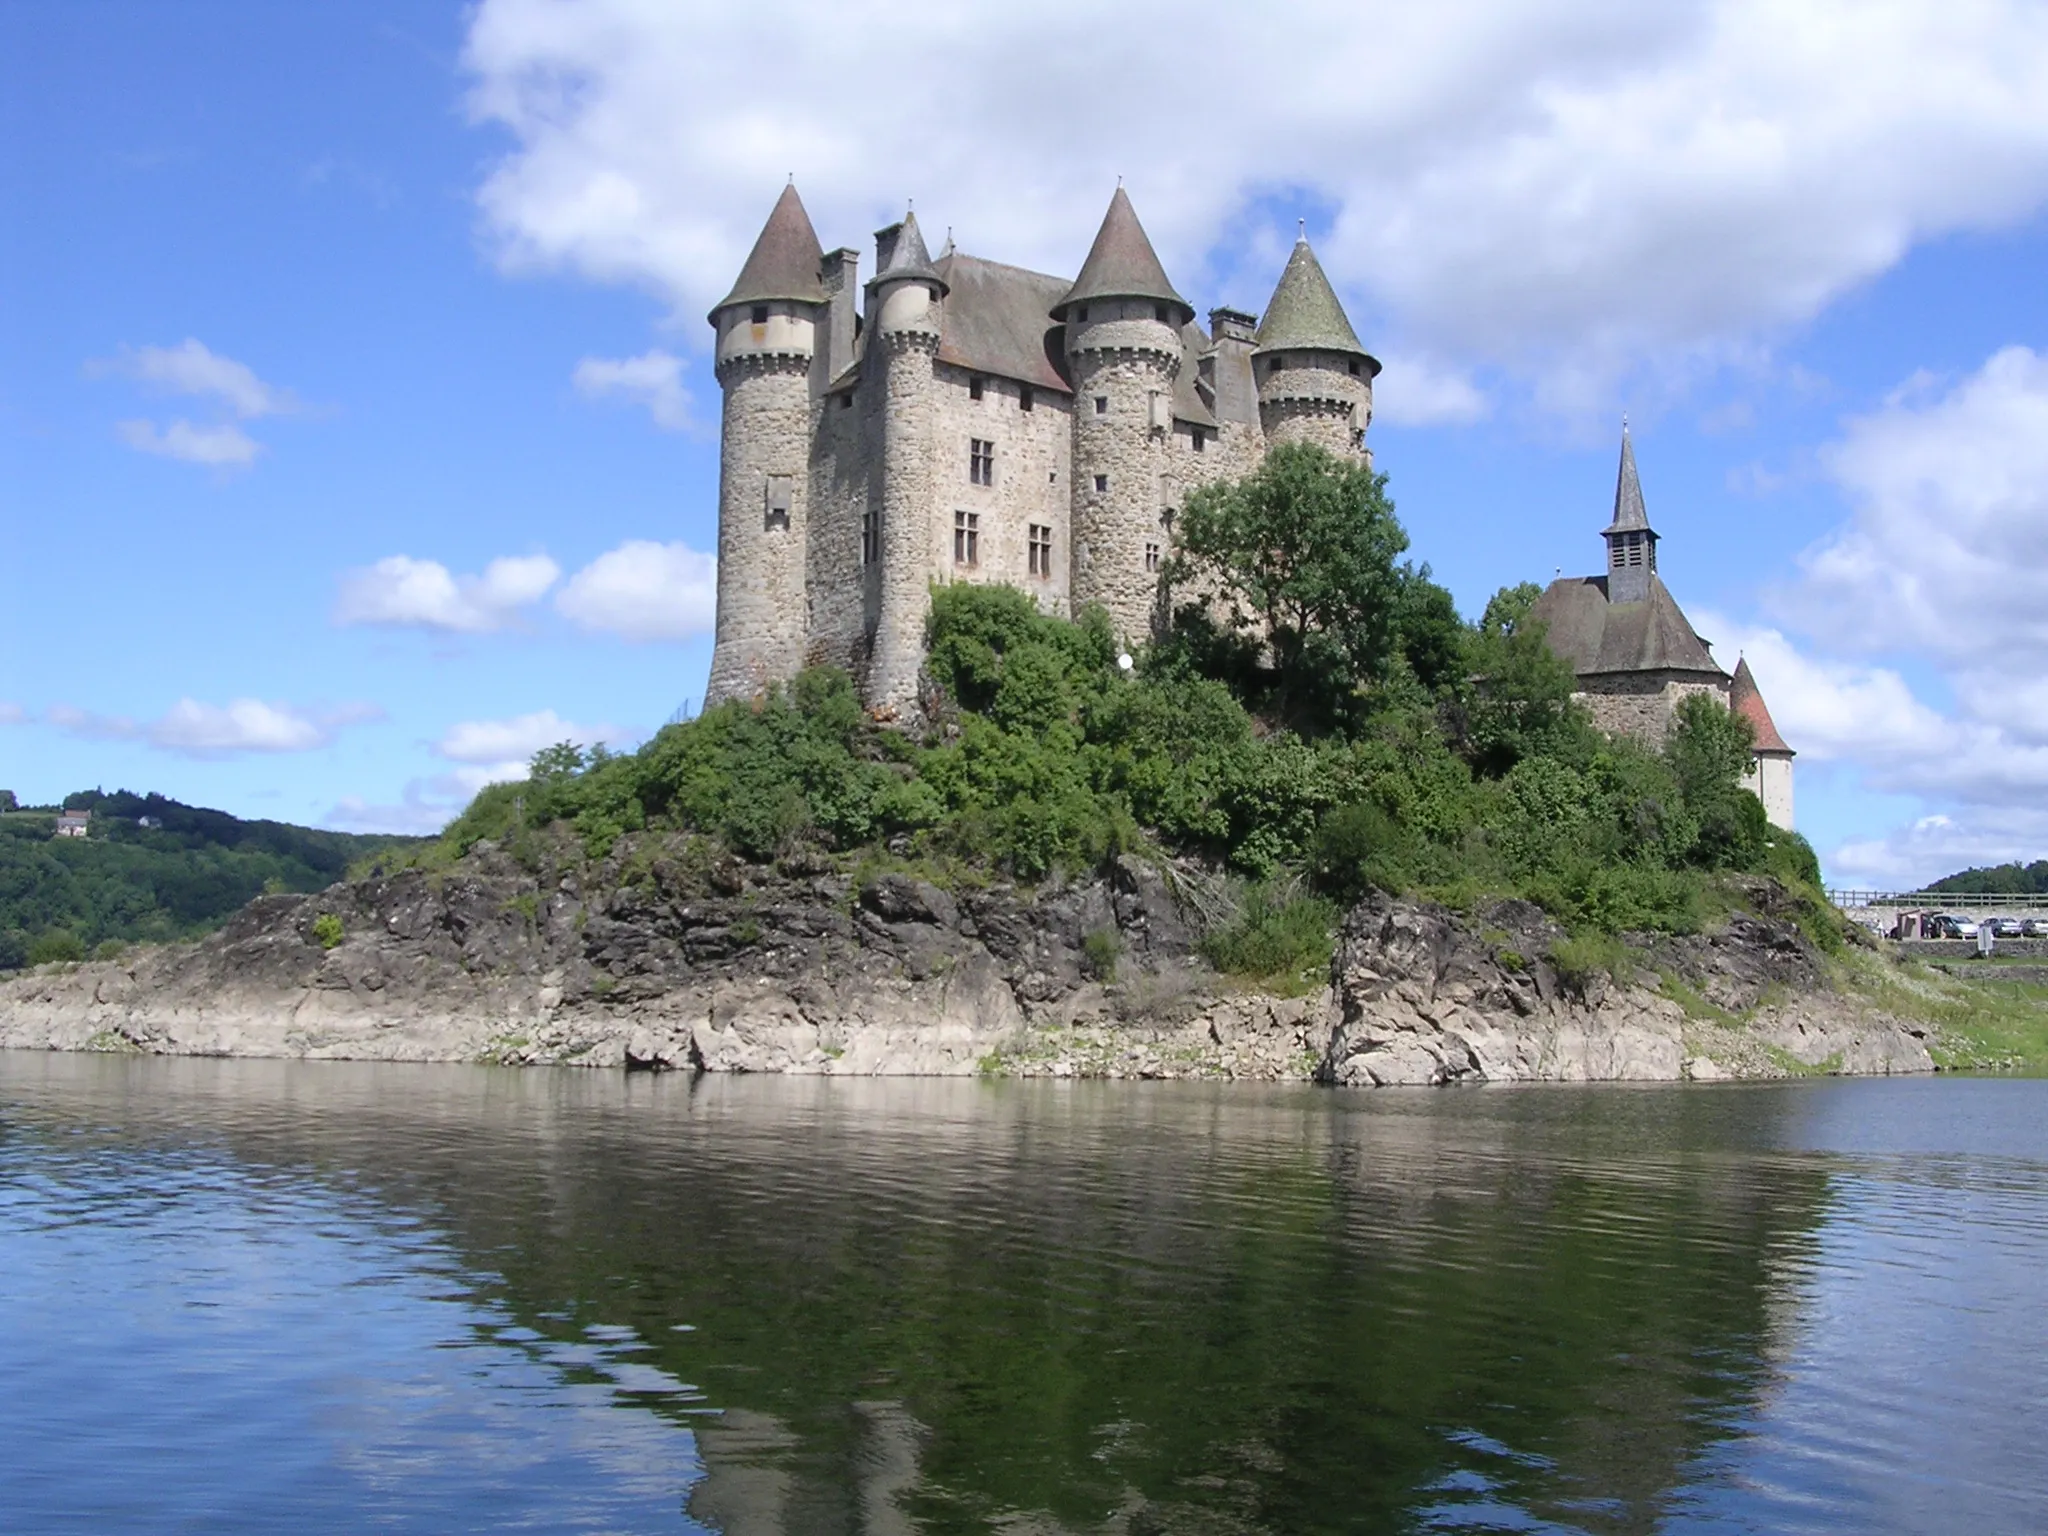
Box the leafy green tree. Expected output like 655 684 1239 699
1453 583 1590 776
1166 442 1410 732
1666 692 1766 869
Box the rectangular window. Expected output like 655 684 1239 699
969 376 985 401
765 474 792 531
954 509 979 567
970 438 994 486
1348 359 1361 376
1028 523 1053 578
1094 396 1108 416
862 508 879 565
1191 429 1205 453
1094 474 1108 494
1019 387 1034 413
1145 542 1161 573
750 305 770 326
1076 306 1089 322
839 393 853 409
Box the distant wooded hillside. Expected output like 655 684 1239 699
0 790 423 970
1926 861 2048 895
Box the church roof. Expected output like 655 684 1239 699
868 210 945 292
932 252 1072 394
1054 187 1190 320
1254 236 1377 369
711 183 827 318
1526 573 1726 680
1729 657 1793 754
1605 428 1653 533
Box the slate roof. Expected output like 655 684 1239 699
1174 320 1218 428
1606 429 1652 533
932 253 1072 393
1525 574 1726 679
1729 657 1793 754
1054 187 1191 320
711 183 827 318
1254 237 1378 370
868 211 945 292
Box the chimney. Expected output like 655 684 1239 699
820 247 860 382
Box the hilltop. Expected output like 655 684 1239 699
0 789 423 971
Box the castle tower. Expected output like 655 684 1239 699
1731 657 1796 829
1253 231 1379 458
705 184 826 705
1055 188 1194 646
864 210 948 717
1603 425 1658 605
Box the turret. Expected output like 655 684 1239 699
704 184 827 705
1055 187 1193 645
863 210 949 717
1253 230 1379 459
1603 424 1658 605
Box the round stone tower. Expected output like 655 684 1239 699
864 211 948 718
1055 187 1194 647
1253 231 1379 460
705 184 826 706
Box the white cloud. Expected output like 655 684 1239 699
435 707 633 777
462 0 2048 403
325 793 460 838
116 418 262 467
573 349 694 430
42 698 378 758
105 338 298 418
1370 353 1490 426
334 553 562 633
1787 346 2048 661
556 540 716 641
0 702 22 726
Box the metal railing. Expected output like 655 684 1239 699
1829 889 2048 912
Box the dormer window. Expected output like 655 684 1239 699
750 305 769 325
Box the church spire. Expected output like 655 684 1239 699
1053 186 1190 321
709 182 827 322
1602 421 1659 603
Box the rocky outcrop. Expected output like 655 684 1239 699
0 839 1936 1083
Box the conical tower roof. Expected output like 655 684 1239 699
867 209 946 292
1254 233 1376 368
1053 187 1189 320
1605 425 1653 533
710 184 827 320
1729 657 1792 754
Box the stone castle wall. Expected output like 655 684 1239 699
1257 348 1373 458
926 363 1073 611
706 347 813 704
1578 672 1728 741
867 329 941 716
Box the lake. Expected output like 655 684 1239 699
1 1053 2043 1533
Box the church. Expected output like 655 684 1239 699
1526 430 1796 828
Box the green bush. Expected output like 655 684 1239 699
28 930 86 966
311 913 344 950
1547 931 1633 992
1080 928 1122 983
1201 888 1339 992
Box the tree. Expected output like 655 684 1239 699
1166 442 1410 732
0 791 17 813
1454 583 1588 776
1665 692 1766 869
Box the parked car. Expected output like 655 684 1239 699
1927 915 1979 939
2024 918 2048 938
1989 917 2025 939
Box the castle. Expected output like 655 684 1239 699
703 183 1378 715
1527 428 1796 828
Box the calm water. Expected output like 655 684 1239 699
2 1056 2044 1533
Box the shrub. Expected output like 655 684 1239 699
1547 931 1633 992
1201 888 1338 992
1080 927 1123 983
29 930 86 966
311 913 344 950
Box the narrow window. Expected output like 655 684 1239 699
1348 360 1360 377
1094 474 1108 494
1094 396 1108 416
970 438 994 486
1048 470 1058 484
750 305 770 326
839 393 853 409
862 508 880 565
1154 304 1169 322
1028 523 1053 578
1076 306 1089 322
1190 429 1205 454
954 509 980 567
765 474 792 531
1145 542 1161 573
1269 358 1286 374
969 376 985 401
1019 387 1034 413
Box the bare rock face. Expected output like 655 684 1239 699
0 841 1935 1084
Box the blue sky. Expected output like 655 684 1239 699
5 0 2048 886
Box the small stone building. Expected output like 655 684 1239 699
704 183 1380 717
54 810 90 839
1527 429 1797 828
